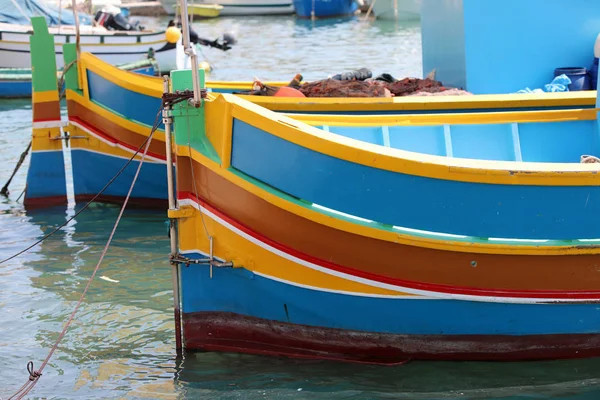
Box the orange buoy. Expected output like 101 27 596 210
273 86 306 97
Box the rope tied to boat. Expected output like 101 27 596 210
0 140 31 197
58 60 77 99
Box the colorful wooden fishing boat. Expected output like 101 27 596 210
0 58 157 98
159 71 600 363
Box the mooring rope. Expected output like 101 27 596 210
6 122 158 400
0 140 31 197
58 60 78 100
0 109 161 266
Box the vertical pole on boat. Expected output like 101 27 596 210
179 0 202 105
163 76 183 353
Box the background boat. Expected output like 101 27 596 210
161 0 294 16
174 2 223 18
0 57 158 98
293 0 357 18
0 21 178 70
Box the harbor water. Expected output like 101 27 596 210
1 15 600 399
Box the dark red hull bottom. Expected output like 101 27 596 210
183 312 600 364
24 195 68 208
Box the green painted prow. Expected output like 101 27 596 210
170 69 219 162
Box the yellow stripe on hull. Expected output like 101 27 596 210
32 90 59 103
31 127 63 152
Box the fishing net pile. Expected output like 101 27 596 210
246 68 472 98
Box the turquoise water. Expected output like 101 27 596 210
1 15 600 399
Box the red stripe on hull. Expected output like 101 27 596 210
183 312 600 363
69 116 166 161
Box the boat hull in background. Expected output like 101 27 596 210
293 0 357 18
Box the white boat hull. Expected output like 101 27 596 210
372 0 420 21
0 23 177 71
161 0 294 15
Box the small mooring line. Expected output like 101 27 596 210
0 140 31 198
6 122 157 400
0 110 161 266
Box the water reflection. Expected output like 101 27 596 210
174 351 600 399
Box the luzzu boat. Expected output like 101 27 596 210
0 58 157 99
164 68 600 362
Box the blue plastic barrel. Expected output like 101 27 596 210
554 67 591 91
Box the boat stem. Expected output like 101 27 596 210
163 76 183 352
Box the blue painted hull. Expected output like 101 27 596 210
293 0 357 18
180 257 600 362
70 149 168 206
0 66 156 99
25 150 67 206
87 70 162 128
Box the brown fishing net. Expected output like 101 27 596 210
241 70 472 98
298 79 392 98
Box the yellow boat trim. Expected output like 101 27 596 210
177 205 412 296
239 90 597 112
174 139 600 256
220 94 600 186
32 90 59 103
288 108 598 127
80 53 163 98
207 81 287 91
